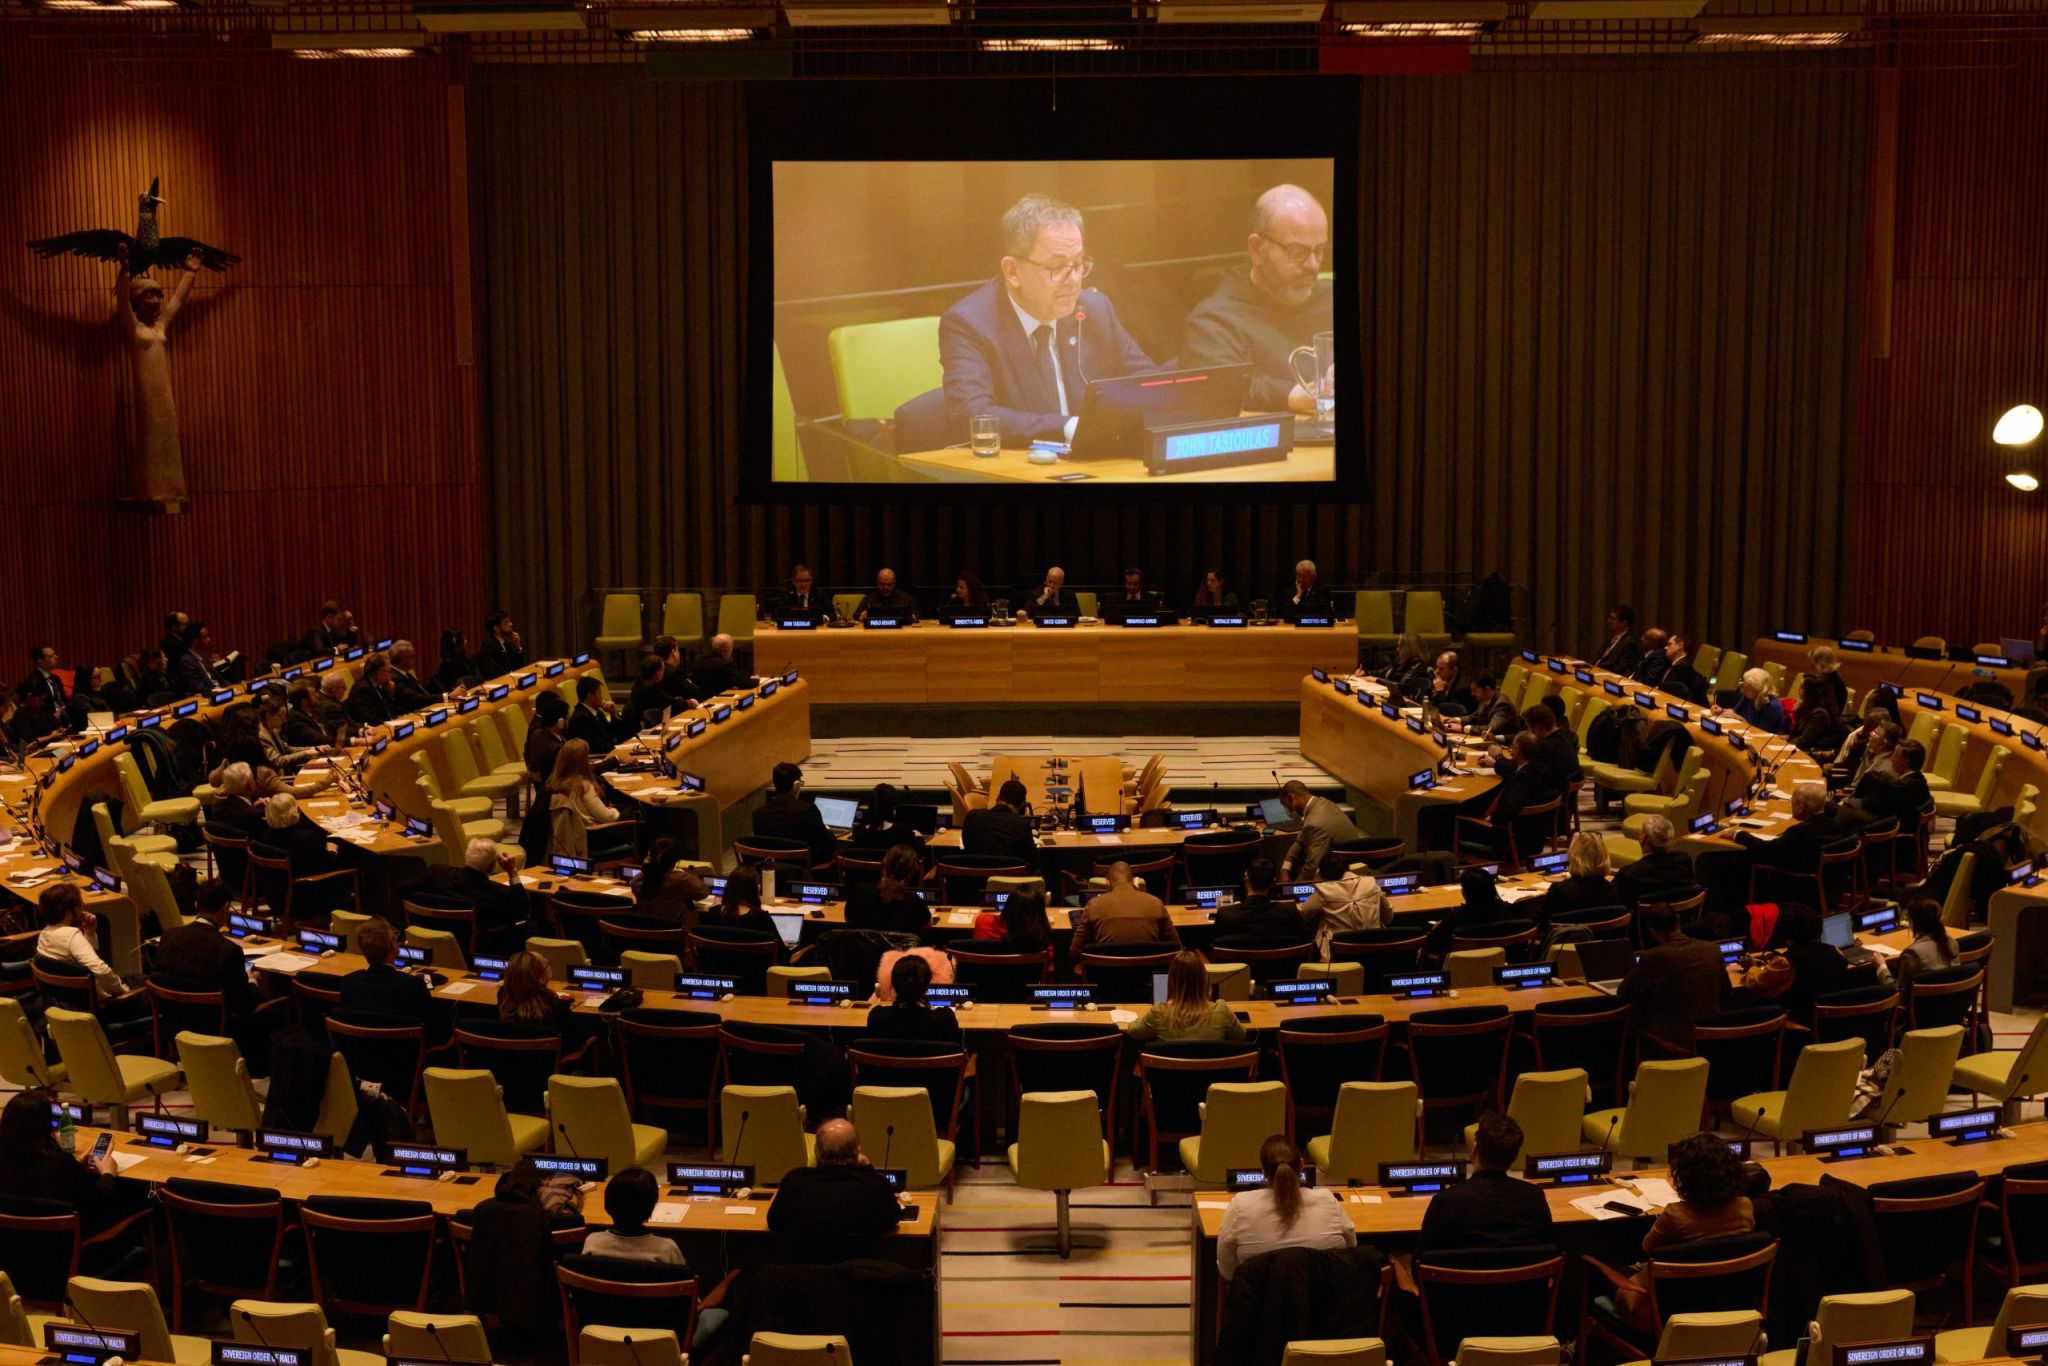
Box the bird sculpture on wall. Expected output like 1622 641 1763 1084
27 176 240 274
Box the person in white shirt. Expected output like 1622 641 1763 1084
35 883 147 1016
581 1167 684 1265
1303 863 1385 959
1216 1135 1357 1279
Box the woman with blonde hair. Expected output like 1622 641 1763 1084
1386 632 1432 700
1727 667 1787 734
497 950 567 1029
1807 644 1850 714
546 739 620 859
1126 949 1245 1044
1539 830 1616 924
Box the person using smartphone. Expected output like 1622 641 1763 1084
0 1090 139 1236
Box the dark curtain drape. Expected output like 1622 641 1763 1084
471 64 1864 658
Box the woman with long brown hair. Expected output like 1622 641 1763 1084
1126 949 1244 1044
846 843 932 936
497 950 565 1029
1215 1134 1355 1277
546 738 619 858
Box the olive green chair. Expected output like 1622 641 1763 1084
662 593 708 656
827 316 944 420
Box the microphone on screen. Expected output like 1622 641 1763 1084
1069 307 1090 387
239 1310 279 1349
556 1122 581 1160
881 1123 895 1172
1600 1112 1619 1158
1871 1083 1910 1138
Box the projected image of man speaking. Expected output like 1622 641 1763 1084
937 194 1154 447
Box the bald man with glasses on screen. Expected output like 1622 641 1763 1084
1181 184 1334 416
939 193 1154 448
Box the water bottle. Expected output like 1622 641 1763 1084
58 1104 76 1155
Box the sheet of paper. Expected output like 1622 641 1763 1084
1622 1177 1679 1206
1570 1191 1656 1220
250 952 320 975
1347 1193 1382 1205
1095 835 1122 845
437 981 479 996
647 1203 689 1225
1110 1009 1138 1024
723 1203 761 1217
1498 886 1548 905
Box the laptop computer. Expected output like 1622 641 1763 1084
1257 796 1296 829
1576 938 1638 990
898 803 940 836
767 911 807 950
2000 637 2035 663
813 796 860 832
1067 363 1252 462
1821 910 1875 966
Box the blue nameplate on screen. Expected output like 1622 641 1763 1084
1977 655 2011 668
704 875 728 896
927 984 973 1004
1774 631 1807 643
1120 615 1163 628
215 1346 307 1366
1521 649 1538 661
1547 659 1567 673
776 617 817 630
946 616 988 629
1378 874 1421 895
1529 851 1570 874
1312 668 1329 682
736 694 755 710
791 980 856 1004
1857 906 1900 934
573 652 592 666
677 771 706 792
1333 679 1352 695
298 929 341 952
1956 704 1981 722
1386 972 1447 999
1380 703 1399 719
2013 1329 2048 1357
1691 813 1718 834
375 638 394 651
212 688 235 704
1207 615 1248 628
1667 704 1689 721
140 712 161 728
458 697 480 714
54 753 76 775
137 1113 205 1147
1379 1160 1465 1195
710 705 732 723
1275 883 1317 902
228 913 273 939
393 721 415 739
864 616 905 629
1407 769 1436 790
313 658 334 671
47 1101 89 1128
105 725 127 742
1930 1107 2002 1144
781 669 798 685
1575 668 1594 683
675 974 737 998
531 1154 605 1179
1730 732 1747 750
1495 962 1556 989
668 1162 754 1195
1604 681 1624 696
1833 1339 1932 1366
256 1129 333 1163
1227 1165 1318 1190
517 672 537 688
2010 861 2035 884
1405 718 1426 734
424 708 448 727
569 967 626 991
1528 1150 1611 1184
1186 886 1237 909
1633 692 1656 707
46 1326 141 1365
760 679 779 697
1726 798 1749 816
1268 979 1332 1005
1296 615 1334 628
1701 717 1723 735
1169 809 1219 829
1840 637 1874 652
545 662 566 677
488 684 511 702
1035 615 1076 627
380 1143 468 1176
1805 1123 1882 1161
1030 985 1094 1008
1079 815 1129 833
1992 717 2014 736
2027 732 2045 750
471 955 509 981
1915 692 1943 709
396 946 428 966
283 667 303 680
790 882 839 903
687 719 707 737
551 854 592 877
175 700 199 717
401 816 430 839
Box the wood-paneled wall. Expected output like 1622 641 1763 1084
1850 46 2048 649
0 43 482 678
470 65 1867 658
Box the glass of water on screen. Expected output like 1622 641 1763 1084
1289 330 1336 426
970 414 1000 458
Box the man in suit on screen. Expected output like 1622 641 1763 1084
1181 184 1334 416
939 194 1153 448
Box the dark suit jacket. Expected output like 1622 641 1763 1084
1662 662 1707 704
753 792 838 867
18 670 64 714
1617 935 1729 1045
1740 815 1841 874
1415 1169 1557 1255
153 920 257 1021
1593 633 1644 674
1490 763 1560 828
1471 696 1524 740
854 591 920 623
1778 942 1853 1022
767 1164 902 1237
1025 587 1079 618
1214 892 1307 944
1633 650 1672 688
474 638 526 680
773 590 831 624
391 670 436 714
960 805 1039 872
690 655 751 697
283 709 331 749
628 681 672 727
565 705 619 755
1100 592 1164 625
338 963 434 1027
1282 585 1334 621
173 650 221 696
345 684 395 728
257 816 336 879
1851 770 1933 824
860 1003 961 1045
1612 848 1698 908
937 281 1154 446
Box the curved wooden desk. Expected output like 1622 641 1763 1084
1750 633 2031 704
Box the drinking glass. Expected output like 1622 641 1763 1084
970 415 1001 458
1287 330 1337 426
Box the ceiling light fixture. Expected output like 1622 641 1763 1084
1696 30 1845 45
627 26 756 39
291 46 422 57
2007 472 2040 492
1338 19 1482 34
1994 404 2045 447
980 35 1122 48
274 30 428 54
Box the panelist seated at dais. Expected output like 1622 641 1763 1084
1025 566 1079 618
938 193 1154 447
1181 184 1334 417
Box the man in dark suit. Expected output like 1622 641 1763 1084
337 917 436 1029
1592 605 1642 675
1464 674 1523 741
1025 567 1079 618
19 644 66 719
283 681 333 749
689 634 753 697
1617 904 1729 1047
651 637 700 707
854 569 919 623
1631 628 1672 688
1479 732 1562 854
1428 650 1474 714
474 611 526 679
767 1119 902 1238
1739 782 1859 897
752 762 837 869
419 838 533 955
773 565 831 624
387 640 438 714
1282 560 1334 621
173 622 225 695
1514 702 1583 788
1099 568 1161 625
1415 1113 1555 1254
1847 738 1934 825
154 878 259 1025
1612 815 1699 908
961 778 1040 872
1214 856 1307 943
302 601 347 657
628 656 674 729
345 653 398 729
565 674 626 754
937 194 1154 448
1661 632 1708 705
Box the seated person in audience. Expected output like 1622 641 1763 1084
547 740 624 860
1216 1135 1355 1279
462 1160 586 1350
1890 897 1956 990
1424 867 1504 964
689 633 753 697
972 887 1055 959
36 884 147 1017
1215 856 1309 944
387 639 438 713
256 690 319 772
434 629 473 693
848 782 927 858
627 655 674 729
1071 860 1178 951
1126 950 1246 1043
303 600 348 656
1592 604 1642 674
1808 644 1851 714
0 1090 134 1235
525 689 569 783
133 647 173 703
961 778 1040 872
1612 1134 1755 1330
1383 633 1433 700
565 673 627 753
874 944 952 1000
1275 779 1361 881
1303 862 1385 959
768 1118 904 1236
1515 698 1583 787
315 669 354 744
1611 815 1697 909
855 567 919 623
338 916 434 1026
474 611 527 679
704 868 784 945
1630 629 1672 687
1415 1112 1554 1254
1428 650 1471 713
498 951 572 1032
1659 632 1706 704
207 761 267 836
648 636 698 707
774 564 831 624
1834 708 1891 782
173 620 227 695
1189 568 1239 620
1719 667 1787 733
1282 560 1333 621
631 841 709 925
1743 902 1851 1022
1539 832 1617 924
1846 737 1932 825
1461 674 1523 741
420 838 533 950
583 1166 684 1263
863 953 962 1044
1459 732 1561 858
7 686 55 746
282 680 333 750
213 732 334 802
345 651 399 728
18 643 64 717
1787 677 1846 756
154 878 260 1029
1617 903 1728 1048
1180 184 1334 417
1738 782 1856 897
258 792 342 886
1026 566 1079 618
943 569 990 615
1099 567 1161 624
847 845 933 936
752 761 838 870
